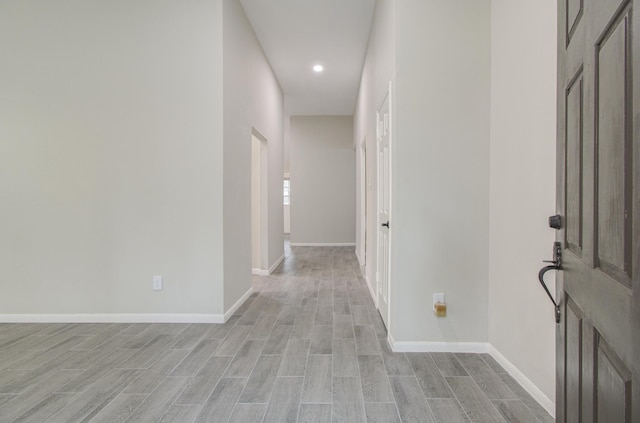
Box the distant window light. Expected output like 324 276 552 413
283 179 290 205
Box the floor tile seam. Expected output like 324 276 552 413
362 400 397 404
519 399 551 423
277 375 306 423
160 342 216 377
490 398 547 423
387 375 420 379
455 354 493 379
90 390 149 423
184 357 236 408
467 372 520 400
412 354 458 401
389 372 441 421
38 389 96 423
222 378 250 423
446 376 506 423
1 389 77 422
484 395 511 423
386 381 406 423
478 354 508 375
426 352 459 381
442 395 474 423
490 398 526 402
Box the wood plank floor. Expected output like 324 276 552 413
0 244 554 422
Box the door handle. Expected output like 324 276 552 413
538 241 562 324
381 221 389 228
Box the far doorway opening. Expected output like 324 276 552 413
251 130 268 274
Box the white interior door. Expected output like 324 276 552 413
377 86 391 329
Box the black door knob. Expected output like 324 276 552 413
381 221 389 228
549 215 562 230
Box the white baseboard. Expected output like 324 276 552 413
269 254 285 274
387 336 555 417
223 287 253 322
290 242 356 247
252 254 285 276
487 344 555 418
0 287 255 325
0 313 225 324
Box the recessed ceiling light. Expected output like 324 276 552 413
313 65 324 72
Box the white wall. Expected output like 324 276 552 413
0 0 283 320
0 0 225 316
354 0 396 287
489 0 557 401
354 0 557 408
354 0 493 345
290 116 355 245
223 0 284 306
392 0 491 342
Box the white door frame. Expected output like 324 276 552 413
358 139 367 269
376 81 392 329
251 129 269 275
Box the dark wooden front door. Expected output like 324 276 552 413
556 0 639 421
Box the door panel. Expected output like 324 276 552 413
557 0 638 421
595 7 632 283
567 0 584 43
595 333 632 422
565 70 584 255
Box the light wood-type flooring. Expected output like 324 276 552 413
0 244 554 422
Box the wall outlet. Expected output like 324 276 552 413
433 293 446 317
433 293 445 306
153 275 163 291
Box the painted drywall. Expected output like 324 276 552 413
392 0 491 342
284 115 291 174
223 0 284 307
0 0 224 314
353 0 556 406
354 0 396 291
290 116 356 245
489 0 557 401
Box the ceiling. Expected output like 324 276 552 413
239 0 376 116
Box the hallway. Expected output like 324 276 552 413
0 246 553 422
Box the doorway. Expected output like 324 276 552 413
377 84 391 329
359 141 367 269
251 131 268 274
